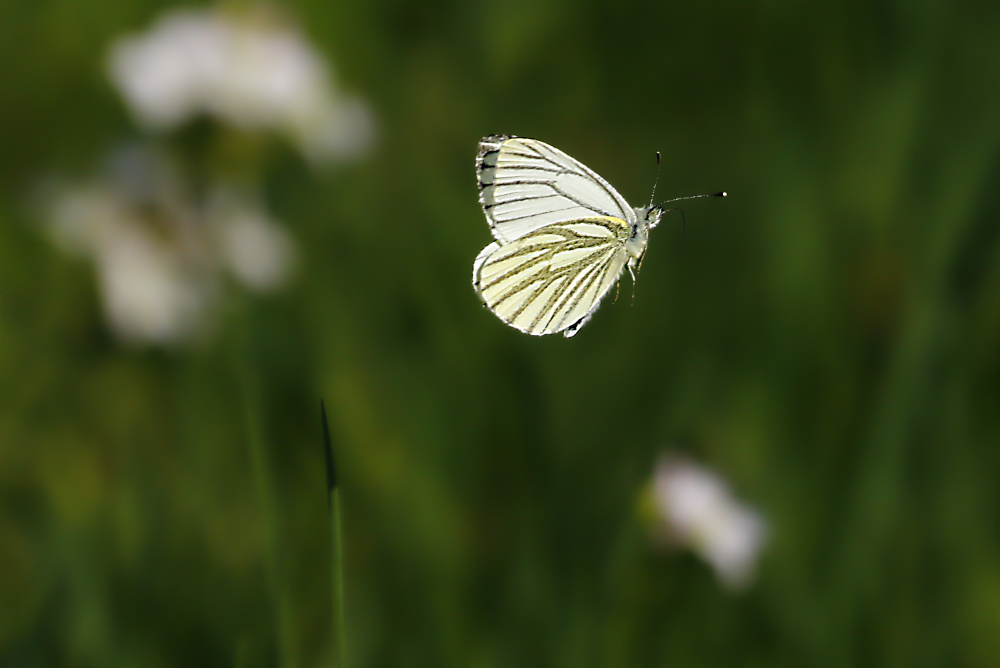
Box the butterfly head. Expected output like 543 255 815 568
644 205 663 229
632 205 663 232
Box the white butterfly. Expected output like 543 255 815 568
472 135 723 337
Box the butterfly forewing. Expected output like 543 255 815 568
477 136 635 243
473 216 630 337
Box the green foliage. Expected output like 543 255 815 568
0 0 997 665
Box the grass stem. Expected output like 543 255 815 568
321 400 347 667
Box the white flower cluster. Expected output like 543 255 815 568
37 5 372 345
651 454 768 590
108 6 374 162
44 147 295 345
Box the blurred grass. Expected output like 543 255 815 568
0 0 998 665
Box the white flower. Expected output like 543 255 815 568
45 183 130 257
44 177 213 345
107 5 374 161
40 147 296 346
108 11 229 129
291 94 375 163
95 224 213 344
207 189 296 292
651 454 768 590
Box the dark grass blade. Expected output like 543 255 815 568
321 399 338 496
321 400 347 667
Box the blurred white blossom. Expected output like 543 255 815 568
650 454 768 590
96 223 213 344
41 146 296 345
108 5 374 162
207 189 296 292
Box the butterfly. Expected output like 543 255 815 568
472 135 724 337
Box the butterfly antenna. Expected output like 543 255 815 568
648 151 662 209
658 206 689 235
672 208 687 233
656 191 727 208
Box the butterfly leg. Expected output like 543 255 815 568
625 258 639 304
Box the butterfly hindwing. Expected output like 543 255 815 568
477 136 635 243
473 217 630 337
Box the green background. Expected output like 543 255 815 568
1 0 998 665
